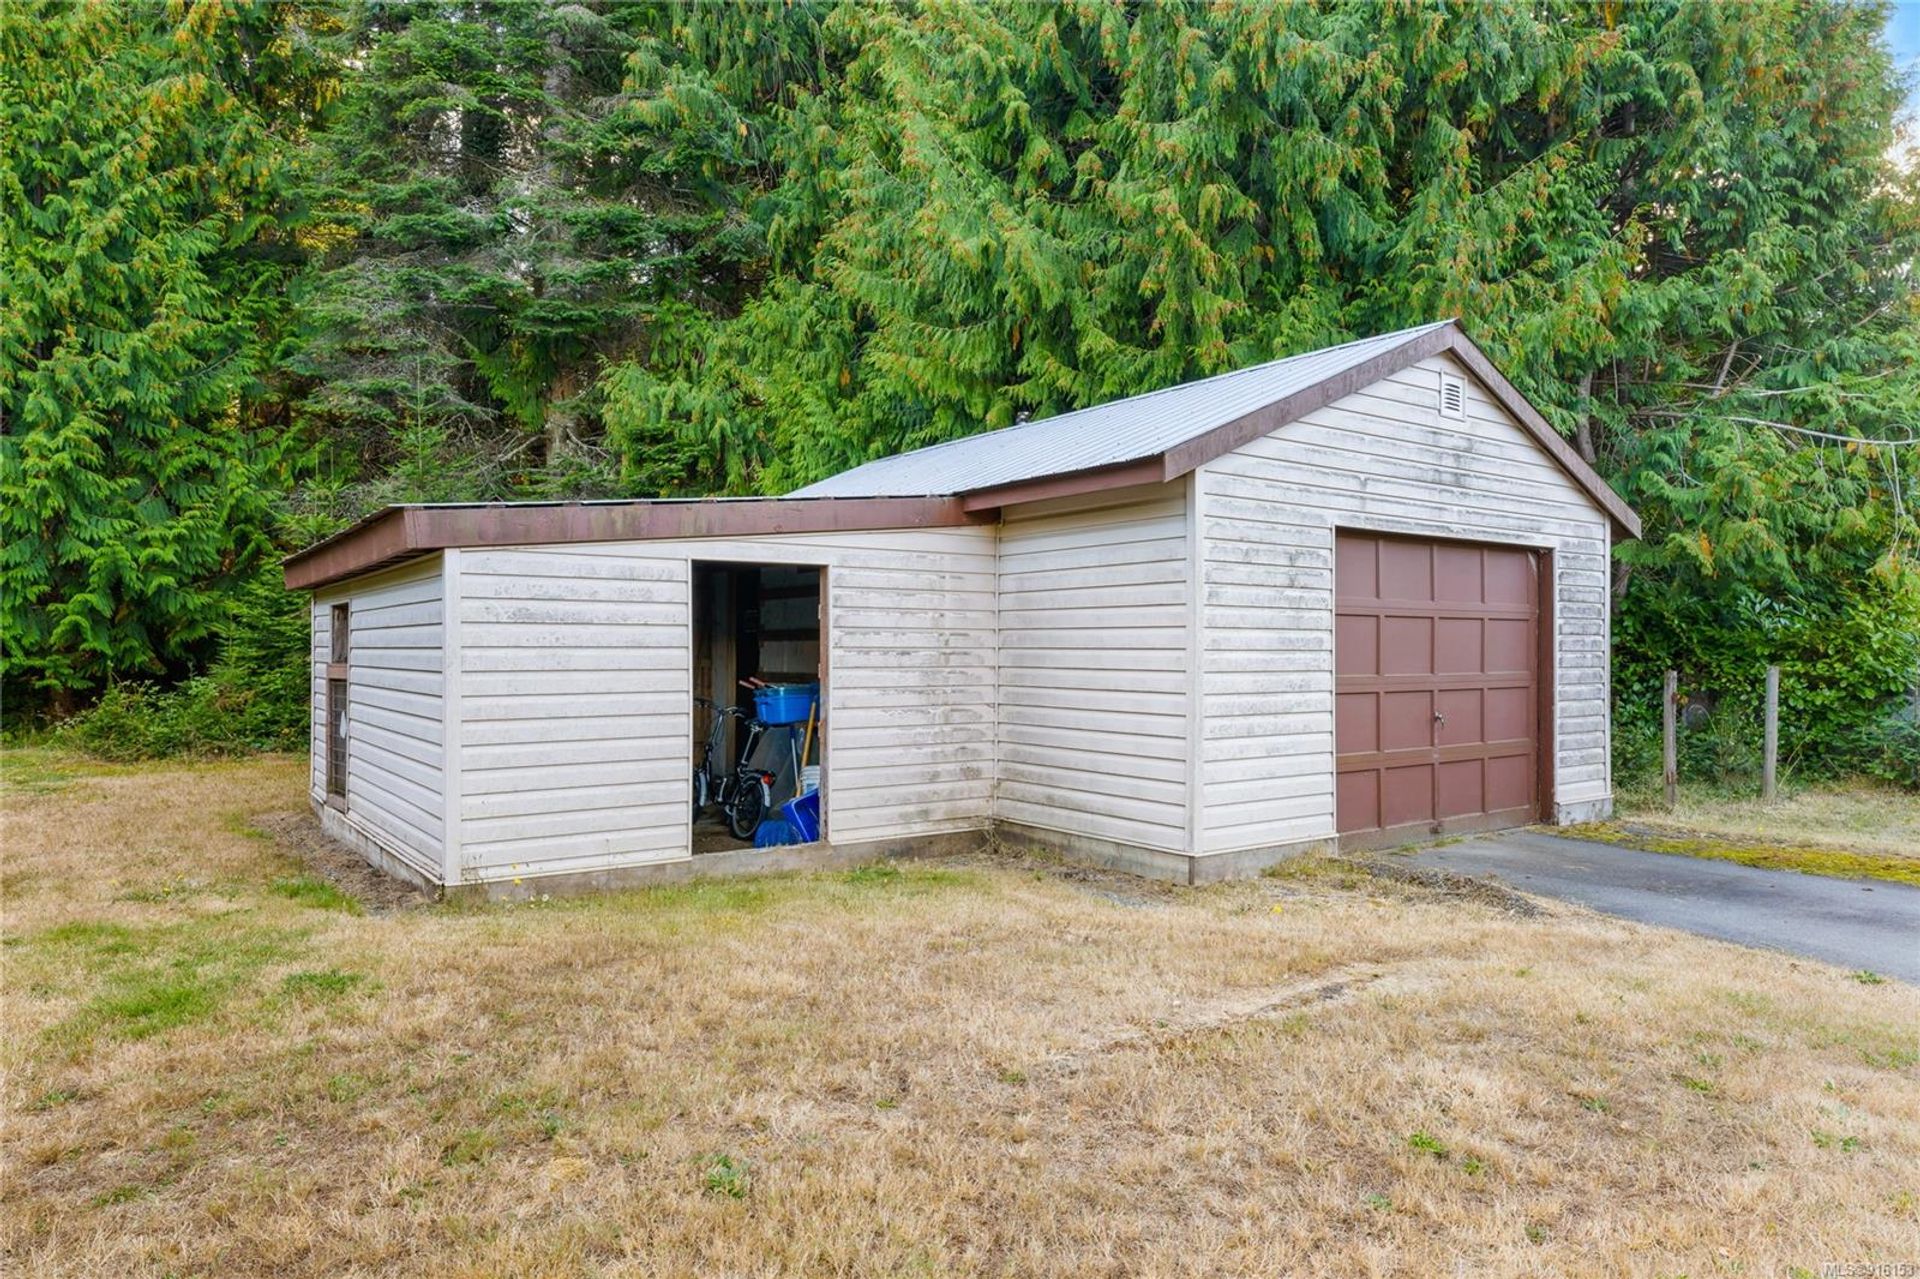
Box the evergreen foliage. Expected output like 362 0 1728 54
288 0 789 509
1 1 326 699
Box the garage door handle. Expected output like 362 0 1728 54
1433 711 1446 727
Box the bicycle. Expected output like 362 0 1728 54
693 696 777 840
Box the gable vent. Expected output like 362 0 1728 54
1439 373 1466 419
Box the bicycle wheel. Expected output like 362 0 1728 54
726 779 766 840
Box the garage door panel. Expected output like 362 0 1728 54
1381 690 1432 751
1381 764 1434 827
1337 771 1379 831
1336 530 1541 844
1336 613 1378 672
1380 539 1432 600
1436 759 1484 817
1485 685 1532 741
1336 692 1379 753
1381 615 1433 674
1336 536 1378 598
1486 618 1532 673
1488 755 1533 811
1434 544 1484 602
1434 617 1482 672
1485 548 1535 605
1435 688 1483 744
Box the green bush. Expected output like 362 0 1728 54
55 565 308 761
1848 702 1920 789
56 672 303 761
1613 577 1920 792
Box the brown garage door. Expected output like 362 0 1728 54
1335 531 1545 845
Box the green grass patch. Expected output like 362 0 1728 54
222 813 274 842
0 746 149 793
34 917 309 1050
0 752 80 794
268 875 362 914
103 976 224 1038
1565 823 1920 887
701 1152 750 1199
37 921 142 956
1263 853 1370 890
440 1128 497 1167
841 861 975 893
601 878 780 917
280 969 369 1001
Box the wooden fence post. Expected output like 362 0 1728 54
1663 669 1678 812
1762 665 1779 804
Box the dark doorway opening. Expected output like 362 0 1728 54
690 562 824 853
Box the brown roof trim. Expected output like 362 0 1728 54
958 455 1168 513
1156 322 1641 540
285 497 989 591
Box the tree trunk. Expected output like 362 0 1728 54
1573 369 1597 467
544 365 580 465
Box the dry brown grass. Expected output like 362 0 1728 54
1615 781 1920 861
4 749 1918 1277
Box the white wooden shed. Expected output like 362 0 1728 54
287 321 1638 895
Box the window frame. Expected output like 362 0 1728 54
325 603 349 805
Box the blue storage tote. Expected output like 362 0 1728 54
781 789 820 843
752 683 818 725
753 818 796 847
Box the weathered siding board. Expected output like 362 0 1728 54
309 602 328 802
454 546 688 880
995 485 1192 851
1194 352 1613 853
453 527 998 884
312 558 447 881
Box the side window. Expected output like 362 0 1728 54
326 603 349 799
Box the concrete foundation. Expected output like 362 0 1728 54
314 797 1601 900
444 828 991 903
993 822 1333 887
315 801 441 893
1553 797 1614 824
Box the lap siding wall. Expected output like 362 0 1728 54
994 484 1193 852
311 558 446 882
452 528 998 884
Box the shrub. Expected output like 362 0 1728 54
56 673 303 761
55 564 309 761
1613 576 1920 791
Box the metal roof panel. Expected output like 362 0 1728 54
789 321 1455 497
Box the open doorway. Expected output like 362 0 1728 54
690 562 824 853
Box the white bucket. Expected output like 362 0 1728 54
800 765 821 795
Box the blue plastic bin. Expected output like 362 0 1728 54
781 789 820 843
753 817 796 847
752 683 818 725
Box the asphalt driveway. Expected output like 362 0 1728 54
1407 829 1920 984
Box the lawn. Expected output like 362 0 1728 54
3 751 1917 1277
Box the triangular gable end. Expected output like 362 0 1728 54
1153 323 1640 541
